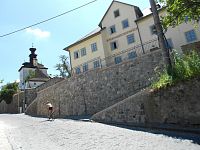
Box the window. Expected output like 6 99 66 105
165 38 174 49
185 30 197 43
122 19 129 29
150 25 157 35
83 63 88 72
75 67 81 74
115 56 122 64
91 43 97 52
114 9 120 18
128 51 137 59
109 25 116 34
110 41 118 50
81 48 86 56
127 34 135 44
74 51 79 59
93 60 100 69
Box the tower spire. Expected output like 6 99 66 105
29 47 37 66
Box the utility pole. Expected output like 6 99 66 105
149 0 172 69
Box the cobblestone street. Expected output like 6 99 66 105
0 114 199 150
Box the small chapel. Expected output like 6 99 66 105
18 47 50 90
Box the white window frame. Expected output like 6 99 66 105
127 34 135 44
81 48 87 56
122 19 129 29
110 41 118 50
91 43 97 52
114 9 120 18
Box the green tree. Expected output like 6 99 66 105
159 0 200 28
25 70 36 88
55 55 71 78
0 82 19 104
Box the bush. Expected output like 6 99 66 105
152 50 200 89
0 82 18 104
0 89 15 104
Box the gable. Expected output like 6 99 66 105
99 1 142 28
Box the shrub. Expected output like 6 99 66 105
152 50 200 89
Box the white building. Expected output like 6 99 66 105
18 47 49 90
64 1 200 75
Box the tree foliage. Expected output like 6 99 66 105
55 55 71 78
25 70 36 88
0 82 19 104
158 0 200 28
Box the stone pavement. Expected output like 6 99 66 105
0 114 199 150
0 121 13 150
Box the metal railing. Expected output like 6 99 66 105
72 39 160 75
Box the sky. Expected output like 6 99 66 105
0 0 150 85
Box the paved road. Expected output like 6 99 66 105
0 114 199 150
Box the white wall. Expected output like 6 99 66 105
26 81 45 89
137 9 200 53
101 2 142 55
19 68 35 89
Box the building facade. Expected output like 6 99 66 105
64 0 200 75
18 47 49 90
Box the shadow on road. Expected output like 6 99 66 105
110 124 200 145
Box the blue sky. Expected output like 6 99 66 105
0 0 149 84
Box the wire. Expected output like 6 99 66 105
0 0 98 38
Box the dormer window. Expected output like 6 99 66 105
114 9 120 18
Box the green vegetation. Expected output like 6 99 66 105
55 55 71 78
152 50 200 89
158 0 200 29
25 70 36 88
0 82 19 104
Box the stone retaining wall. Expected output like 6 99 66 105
91 77 200 129
0 91 23 114
26 50 163 117
35 77 64 92
0 101 7 113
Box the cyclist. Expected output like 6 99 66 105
46 102 53 120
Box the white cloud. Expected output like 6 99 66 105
25 28 51 39
15 79 20 83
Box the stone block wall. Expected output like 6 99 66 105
4 77 65 114
0 91 23 114
0 101 7 113
26 50 163 117
35 77 64 92
91 77 200 129
25 89 37 106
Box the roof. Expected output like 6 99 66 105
135 7 166 22
18 62 48 72
63 27 104 51
28 67 50 82
98 0 143 27
34 67 49 79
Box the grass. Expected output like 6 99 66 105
152 50 200 89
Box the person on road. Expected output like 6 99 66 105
46 102 53 120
